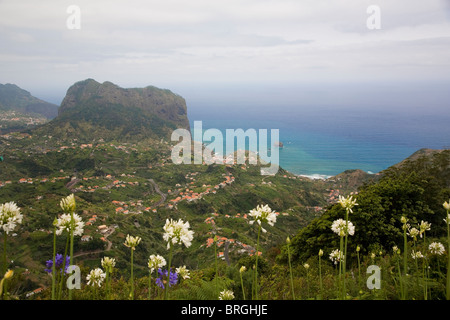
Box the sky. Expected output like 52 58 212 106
0 0 450 113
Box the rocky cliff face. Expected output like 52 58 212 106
58 79 189 130
35 79 190 142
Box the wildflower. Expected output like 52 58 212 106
338 195 358 213
176 265 190 280
44 254 70 274
329 249 343 265
411 250 424 260
124 234 141 250
419 221 431 238
443 200 450 211
429 242 445 256
331 218 355 237
163 219 194 249
393 246 400 255
219 289 235 300
0 201 22 234
248 204 277 233
101 257 116 271
240 266 247 273
148 254 166 274
303 263 310 270
371 252 376 259
407 227 420 241
55 213 84 236
155 268 178 289
444 213 450 225
60 194 76 213
401 216 408 224
356 246 360 252
4 269 13 280
86 268 106 287
319 249 324 257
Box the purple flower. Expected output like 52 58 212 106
155 268 178 289
45 254 70 274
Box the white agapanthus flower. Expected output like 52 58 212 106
407 227 420 241
329 249 343 265
331 218 355 237
60 194 76 213
163 218 194 249
219 289 235 300
148 254 166 274
101 257 116 271
411 250 424 260
419 220 431 238
176 265 190 279
429 242 445 256
338 195 358 213
55 213 84 236
444 213 450 225
443 200 450 211
124 234 142 250
0 201 23 234
248 204 277 233
86 268 106 287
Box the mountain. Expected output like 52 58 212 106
0 83 58 119
31 79 190 142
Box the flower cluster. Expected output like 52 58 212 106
329 249 343 265
124 234 142 250
176 265 190 280
429 242 445 256
55 213 84 236
60 194 76 213
0 201 22 234
419 220 431 238
331 219 355 237
155 268 178 289
163 219 194 249
86 268 106 287
248 204 277 233
44 254 70 274
219 289 235 300
338 195 358 213
407 226 420 241
148 254 166 274
101 257 116 271
411 250 424 260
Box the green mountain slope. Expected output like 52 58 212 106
0 83 58 119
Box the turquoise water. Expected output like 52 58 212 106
187 106 450 177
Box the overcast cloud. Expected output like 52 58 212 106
0 0 449 109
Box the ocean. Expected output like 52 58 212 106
187 105 450 178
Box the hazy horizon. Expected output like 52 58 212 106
1 0 449 116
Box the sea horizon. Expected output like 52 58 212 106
187 104 450 178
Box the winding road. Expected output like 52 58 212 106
148 178 167 208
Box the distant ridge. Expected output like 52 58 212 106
0 83 59 119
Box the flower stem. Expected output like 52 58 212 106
68 210 74 300
446 218 450 300
2 233 7 276
287 241 295 300
253 224 261 300
58 234 69 300
240 272 246 300
130 248 134 300
164 244 173 300
343 210 349 299
51 225 57 300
